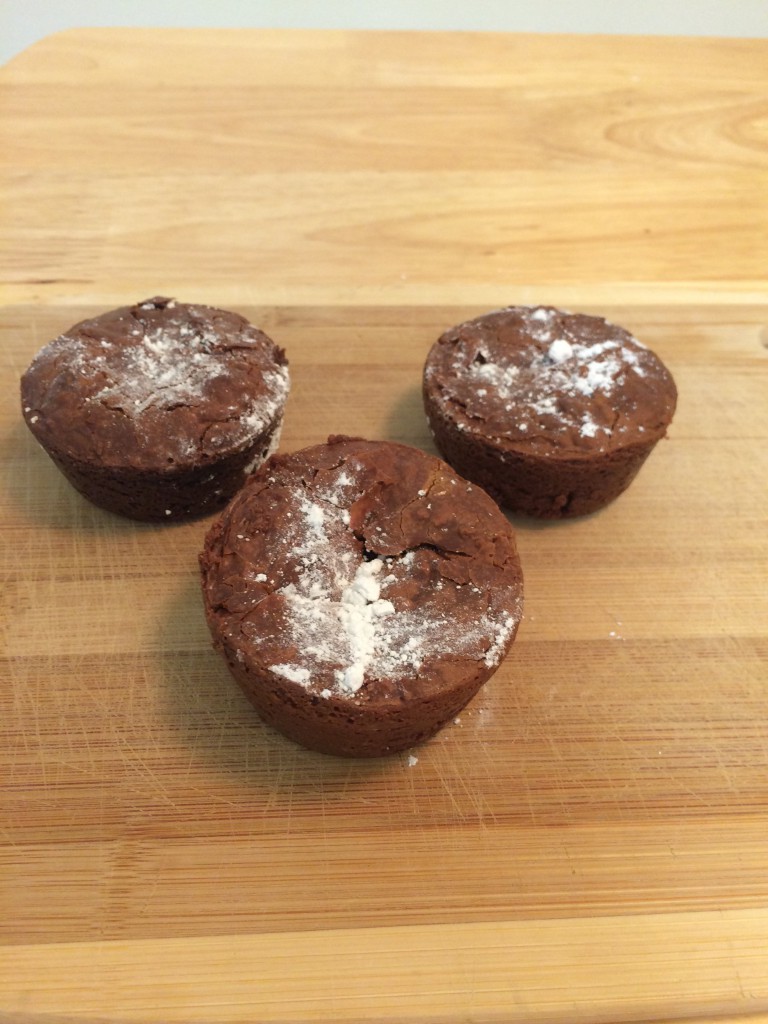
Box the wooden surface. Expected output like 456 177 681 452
1 27 768 1024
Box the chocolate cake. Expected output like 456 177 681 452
423 305 677 518
20 297 289 520
199 436 524 757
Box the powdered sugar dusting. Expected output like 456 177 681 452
92 325 287 432
483 614 519 667
468 359 520 400
547 338 573 363
260 469 521 699
92 327 231 415
439 306 654 446
272 664 311 684
40 306 289 457
580 414 602 438
336 559 397 692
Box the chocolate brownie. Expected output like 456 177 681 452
199 436 524 757
423 305 677 518
20 297 289 520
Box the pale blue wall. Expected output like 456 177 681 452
3 0 767 65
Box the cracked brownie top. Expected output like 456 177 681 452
200 436 524 704
423 305 676 458
20 297 289 470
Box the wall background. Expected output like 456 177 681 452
2 0 766 65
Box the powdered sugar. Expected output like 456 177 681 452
94 326 287 430
262 472 520 699
483 614 519 666
468 358 520 400
336 559 396 692
92 328 230 415
527 305 558 341
43 309 289 455
547 338 573 363
580 414 601 438
440 306 652 444
272 664 311 684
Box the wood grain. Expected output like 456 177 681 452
2 302 768 1021
2 26 768 1024
2 30 767 308
4 910 768 1023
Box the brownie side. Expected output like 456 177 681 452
426 394 656 517
213 625 489 758
38 416 283 521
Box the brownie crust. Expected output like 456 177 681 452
423 305 677 518
199 436 524 757
20 297 289 520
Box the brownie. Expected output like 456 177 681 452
199 436 524 757
20 297 289 520
423 305 677 518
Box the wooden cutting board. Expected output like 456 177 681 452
2 300 768 1021
2 25 768 1022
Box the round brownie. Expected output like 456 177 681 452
20 297 289 520
199 436 524 758
423 305 677 518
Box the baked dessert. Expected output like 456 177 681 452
199 436 524 757
20 297 289 520
423 305 677 518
